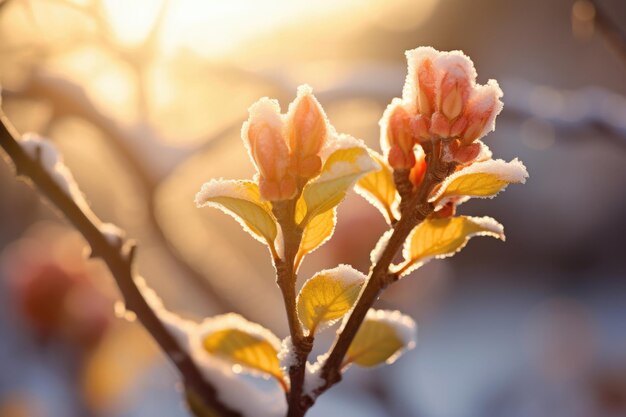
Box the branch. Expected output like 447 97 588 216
588 0 626 64
272 195 313 417
5 75 238 312
303 142 455 411
0 111 242 417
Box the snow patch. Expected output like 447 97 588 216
278 336 296 373
303 351 330 399
197 313 282 353
19 133 88 210
430 158 528 208
99 222 125 247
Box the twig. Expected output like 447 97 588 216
4 76 238 313
299 143 455 414
589 0 626 64
272 194 313 417
0 111 242 417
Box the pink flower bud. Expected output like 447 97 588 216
386 105 416 169
287 87 327 179
417 58 437 117
245 100 296 201
460 80 503 144
444 139 482 164
437 62 472 121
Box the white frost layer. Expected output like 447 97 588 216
99 222 125 247
320 264 367 287
316 139 378 184
278 336 296 373
398 215 505 276
370 229 394 264
19 133 89 210
366 309 417 365
430 158 529 207
161 311 287 417
195 178 255 206
195 178 274 245
136 278 287 417
197 313 282 353
303 351 330 399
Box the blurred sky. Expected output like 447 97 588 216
0 0 625 416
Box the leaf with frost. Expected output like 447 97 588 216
297 265 366 335
299 138 378 224
399 216 505 276
430 158 528 209
345 309 416 368
355 150 398 223
199 314 284 385
295 208 337 269
195 179 277 247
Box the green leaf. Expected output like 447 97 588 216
400 216 505 276
300 143 377 223
200 314 283 383
297 265 366 335
346 309 416 368
195 179 277 246
355 151 398 223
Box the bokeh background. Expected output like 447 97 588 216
0 0 625 416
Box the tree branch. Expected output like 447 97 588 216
301 142 455 412
0 111 242 417
272 197 314 417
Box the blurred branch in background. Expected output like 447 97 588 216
2 74 237 313
0 113 242 417
575 0 626 64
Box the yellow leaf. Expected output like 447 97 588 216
200 314 283 383
346 309 416 368
297 265 366 335
295 208 337 269
195 179 277 246
355 151 398 223
300 143 377 223
430 158 528 208
399 216 505 276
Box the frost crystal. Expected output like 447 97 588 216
303 352 330 400
430 158 529 209
99 222 125 247
136 277 286 417
197 313 282 353
277 336 296 373
19 133 89 210
370 229 394 264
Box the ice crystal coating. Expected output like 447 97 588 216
99 222 125 247
19 133 88 210
381 47 503 173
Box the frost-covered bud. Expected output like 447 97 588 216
244 99 297 201
416 56 437 117
409 146 427 188
387 105 416 170
411 114 431 142
459 80 503 145
444 139 482 164
287 86 327 179
437 62 472 121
